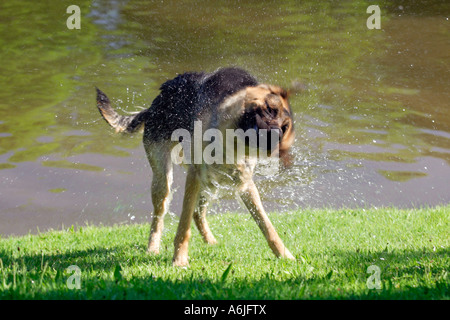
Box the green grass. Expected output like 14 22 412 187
0 206 448 299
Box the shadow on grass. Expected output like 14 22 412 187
0 244 448 299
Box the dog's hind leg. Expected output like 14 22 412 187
146 143 173 255
173 166 202 267
193 189 218 245
238 179 295 260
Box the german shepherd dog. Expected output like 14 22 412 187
96 67 295 266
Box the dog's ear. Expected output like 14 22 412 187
287 79 307 97
267 86 289 100
279 149 294 168
278 88 289 100
278 127 295 168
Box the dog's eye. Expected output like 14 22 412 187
265 105 278 118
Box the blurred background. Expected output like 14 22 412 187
0 0 448 235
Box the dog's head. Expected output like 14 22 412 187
237 84 295 165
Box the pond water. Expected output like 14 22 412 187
0 0 449 236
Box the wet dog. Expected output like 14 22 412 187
96 67 295 266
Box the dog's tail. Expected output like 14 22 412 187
96 88 148 133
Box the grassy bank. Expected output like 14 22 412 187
0 206 448 299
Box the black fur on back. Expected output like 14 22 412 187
145 67 259 141
200 67 259 106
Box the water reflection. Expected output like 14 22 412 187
0 0 448 235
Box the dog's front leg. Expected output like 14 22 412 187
193 189 218 245
173 166 201 267
238 180 295 260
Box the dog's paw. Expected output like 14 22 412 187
205 236 218 245
147 246 160 255
282 249 296 261
172 255 190 267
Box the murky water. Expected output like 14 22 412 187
0 1 449 236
